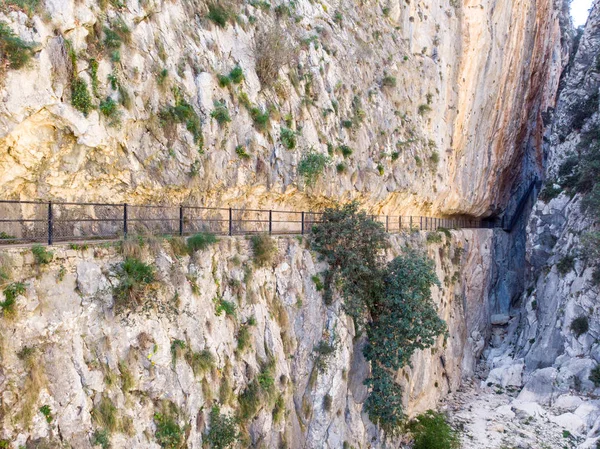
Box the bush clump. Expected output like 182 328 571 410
211 100 231 125
207 2 234 27
154 401 186 449
71 77 93 116
113 257 155 310
570 315 589 338
0 21 34 71
31 244 53 264
311 202 446 433
99 97 122 127
280 127 296 149
187 232 218 252
159 87 203 147
1 281 26 317
250 234 277 267
408 410 460 449
205 405 238 449
254 25 293 87
298 151 330 186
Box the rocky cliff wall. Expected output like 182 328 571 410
0 230 493 448
0 0 563 216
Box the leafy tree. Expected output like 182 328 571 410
205 406 238 449
311 203 446 432
310 202 388 324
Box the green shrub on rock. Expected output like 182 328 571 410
408 410 460 449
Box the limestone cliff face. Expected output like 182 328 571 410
461 4 600 447
0 0 563 216
0 231 492 448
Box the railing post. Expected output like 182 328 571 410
228 208 233 236
386 215 389 232
179 205 184 236
420 216 423 230
47 201 53 245
399 216 402 230
123 203 128 239
269 210 272 235
410 216 413 230
301 211 305 235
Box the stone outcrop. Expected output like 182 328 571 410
0 0 564 216
0 230 493 448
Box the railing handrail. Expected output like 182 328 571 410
0 199 501 245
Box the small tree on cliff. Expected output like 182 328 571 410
311 202 447 433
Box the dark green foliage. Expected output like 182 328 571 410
430 151 440 165
298 151 329 186
217 74 231 87
418 104 431 115
363 364 404 431
237 325 251 352
31 244 53 264
250 107 270 131
2 0 40 16
71 78 93 116
187 232 218 252
207 3 233 27
570 315 589 338
39 405 52 423
205 406 238 449
229 66 244 84
391 151 400 161
341 119 353 128
557 255 575 275
159 88 203 146
0 21 34 70
314 340 336 371
280 127 296 149
250 234 277 267
310 202 388 323
310 203 446 432
571 92 598 131
214 297 236 316
311 275 324 291
238 380 261 421
170 339 186 367
235 145 250 159
336 162 346 173
92 429 110 449
323 394 332 411
211 101 231 125
364 250 446 371
590 365 600 387
99 97 121 127
2 281 26 316
408 410 460 449
157 68 168 86
113 257 155 309
382 75 396 88
415 155 423 167
154 403 185 449
377 163 384 175
426 232 443 244
338 145 353 158
539 181 562 202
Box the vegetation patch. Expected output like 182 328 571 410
113 257 155 311
71 77 94 116
211 100 231 125
310 202 446 432
298 151 330 186
280 127 296 149
205 405 238 449
154 401 186 449
32 244 53 264
99 97 122 127
159 87 203 147
0 21 34 71
408 410 460 449
570 315 589 338
1 281 26 317
250 234 277 267
254 25 293 87
187 232 218 252
207 2 234 27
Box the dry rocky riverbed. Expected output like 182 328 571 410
444 378 597 449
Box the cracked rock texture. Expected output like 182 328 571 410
0 230 493 448
0 0 564 215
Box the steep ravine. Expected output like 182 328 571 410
0 231 493 448
445 3 600 448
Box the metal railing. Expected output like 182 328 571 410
0 200 498 245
